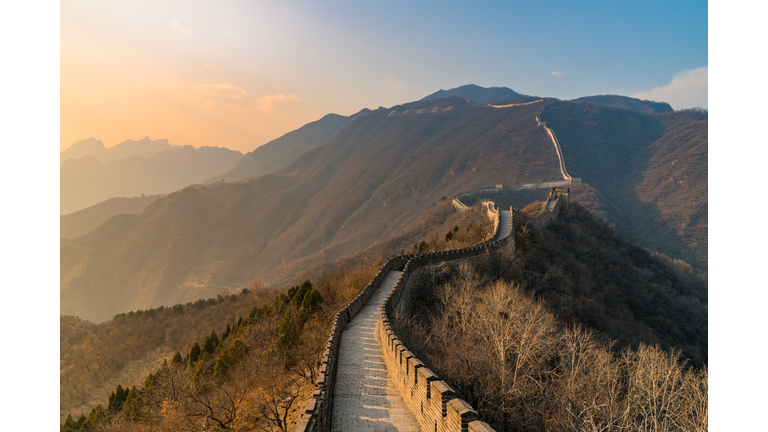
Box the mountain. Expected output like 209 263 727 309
540 101 707 268
60 136 174 164
61 96 707 323
571 94 674 113
421 84 527 104
61 145 243 215
60 194 166 239
206 109 373 184
61 97 563 322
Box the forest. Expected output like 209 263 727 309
392 203 707 431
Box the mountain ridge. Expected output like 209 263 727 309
61 145 243 215
205 108 374 184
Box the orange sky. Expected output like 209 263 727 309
61 50 326 153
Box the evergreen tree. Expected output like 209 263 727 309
188 342 201 366
276 314 296 350
301 288 324 312
171 351 182 365
222 324 231 341
204 331 219 353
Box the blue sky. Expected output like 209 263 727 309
60 0 708 152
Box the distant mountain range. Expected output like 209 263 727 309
60 86 706 323
206 109 373 184
61 136 174 164
61 142 242 214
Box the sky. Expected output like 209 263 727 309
61 0 708 153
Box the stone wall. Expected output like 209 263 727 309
454 183 578 212
294 255 409 432
296 188 569 432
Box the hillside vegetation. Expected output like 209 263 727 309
571 95 673 114
396 203 707 431
60 205 491 428
542 102 708 268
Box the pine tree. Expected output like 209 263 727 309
172 351 182 365
204 331 219 353
188 342 201 366
301 288 324 312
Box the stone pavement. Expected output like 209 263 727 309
332 270 421 432
496 210 512 241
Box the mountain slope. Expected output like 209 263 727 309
61 97 563 322
206 109 373 184
541 102 707 267
421 84 527 104
60 194 167 239
60 136 174 164
571 94 674 114
61 145 243 214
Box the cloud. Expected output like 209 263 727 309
632 66 708 109
171 19 192 34
551 71 566 76
202 100 218 114
195 83 248 99
249 94 318 119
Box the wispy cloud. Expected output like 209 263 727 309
195 83 248 99
171 19 192 34
551 71 566 76
248 94 318 119
632 66 708 109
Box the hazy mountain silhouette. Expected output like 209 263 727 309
60 136 175 164
61 96 707 323
61 145 242 215
421 84 527 104
571 94 673 114
61 194 167 239
206 109 373 184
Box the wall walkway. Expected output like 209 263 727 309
296 188 570 432
330 271 421 432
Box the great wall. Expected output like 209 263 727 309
293 100 578 432
294 187 571 432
